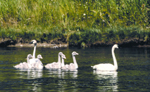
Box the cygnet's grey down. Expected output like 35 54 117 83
45 52 63 70
33 54 43 69
14 54 33 69
61 51 79 71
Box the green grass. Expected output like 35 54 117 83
68 26 150 47
0 0 149 46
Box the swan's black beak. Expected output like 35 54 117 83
117 45 119 48
29 41 33 44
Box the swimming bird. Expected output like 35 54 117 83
67 51 79 71
45 52 63 70
14 54 33 69
27 54 33 63
91 44 118 71
34 54 43 69
28 40 38 68
61 53 69 71
30 40 37 58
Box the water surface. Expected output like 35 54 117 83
0 46 150 91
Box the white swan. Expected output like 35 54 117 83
45 52 63 70
67 51 79 71
14 54 33 69
93 70 118 91
27 54 33 63
91 44 118 71
61 53 67 67
28 40 38 68
34 54 43 69
61 53 69 71
30 40 37 58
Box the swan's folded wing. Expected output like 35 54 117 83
37 59 43 65
93 63 115 71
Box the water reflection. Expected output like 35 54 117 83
1 47 150 91
62 71 78 79
46 70 78 79
30 82 42 92
15 69 43 91
46 69 62 78
17 69 43 79
27 69 43 79
45 70 78 92
93 70 118 91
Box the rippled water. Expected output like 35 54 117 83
0 46 150 91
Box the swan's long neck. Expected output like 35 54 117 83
27 57 30 63
72 55 78 68
61 58 65 67
112 47 118 70
57 54 61 68
58 54 61 63
33 43 36 59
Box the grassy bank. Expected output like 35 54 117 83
68 26 150 47
0 0 149 47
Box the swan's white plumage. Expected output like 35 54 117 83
14 40 44 70
28 40 38 68
69 51 79 70
61 53 71 71
28 40 43 69
61 51 79 71
91 44 118 71
34 54 43 69
45 52 63 70
92 63 116 71
30 40 37 59
60 54 68 70
14 54 32 69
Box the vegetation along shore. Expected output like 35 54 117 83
0 0 149 47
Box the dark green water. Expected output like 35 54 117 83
0 46 150 91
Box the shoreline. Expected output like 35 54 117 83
1 38 150 48
7 42 150 48
8 43 150 48
8 43 68 48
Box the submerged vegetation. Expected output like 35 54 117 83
0 0 149 47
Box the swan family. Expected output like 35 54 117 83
14 40 119 72
14 40 79 71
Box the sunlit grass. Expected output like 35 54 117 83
0 0 148 28
0 0 149 46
